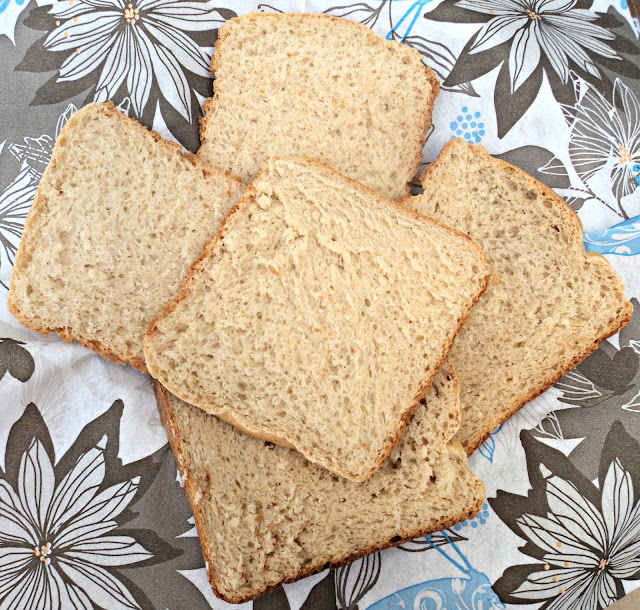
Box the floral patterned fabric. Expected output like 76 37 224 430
0 1 639 608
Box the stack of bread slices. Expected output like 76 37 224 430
8 12 632 604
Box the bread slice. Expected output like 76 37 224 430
154 359 485 604
144 157 489 481
197 12 439 200
8 102 244 372
406 139 633 454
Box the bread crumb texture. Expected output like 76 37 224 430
198 12 438 200
156 360 484 603
145 157 488 481
8 102 244 371
407 139 633 454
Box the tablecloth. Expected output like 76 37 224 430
1 1 639 608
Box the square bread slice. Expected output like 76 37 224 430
154 359 485 604
144 157 489 481
197 12 439 200
8 102 244 372
406 139 633 454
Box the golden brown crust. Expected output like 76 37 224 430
419 139 634 456
7 102 243 374
198 12 440 199
153 381 485 604
144 156 489 481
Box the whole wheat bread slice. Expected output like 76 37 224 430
144 157 489 481
8 102 244 372
154 359 485 604
197 12 439 200
406 139 633 454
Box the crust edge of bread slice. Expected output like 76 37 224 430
153 370 485 604
144 156 489 482
419 138 633 456
7 101 243 374
198 11 440 199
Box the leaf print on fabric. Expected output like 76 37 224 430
18 2 237 150
425 2 640 137
492 422 640 608
0 103 76 290
544 298 640 479
0 338 34 382
0 399 211 609
495 145 571 189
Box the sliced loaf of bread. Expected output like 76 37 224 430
197 12 439 200
144 157 489 481
154 359 485 603
8 102 244 372
406 139 632 454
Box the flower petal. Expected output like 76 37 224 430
44 11 121 53
145 32 191 119
517 512 601 558
536 0 576 11
543 569 603 610
545 11 616 42
58 33 114 81
0 546 33 596
35 562 61 610
18 438 55 534
0 562 40 610
469 14 528 55
55 519 119 548
54 477 139 548
540 20 601 79
58 557 141 610
143 19 210 77
94 29 130 103
536 21 570 83
602 459 634 547
543 550 601 569
613 78 640 147
512 566 591 600
67 535 152 567
48 1 106 20
610 554 640 579
0 479 37 544
47 438 107 536
144 1 230 31
509 22 541 92
127 28 153 116
456 0 526 16
593 569 617 610
62 580 94 610
568 84 622 182
545 472 607 551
